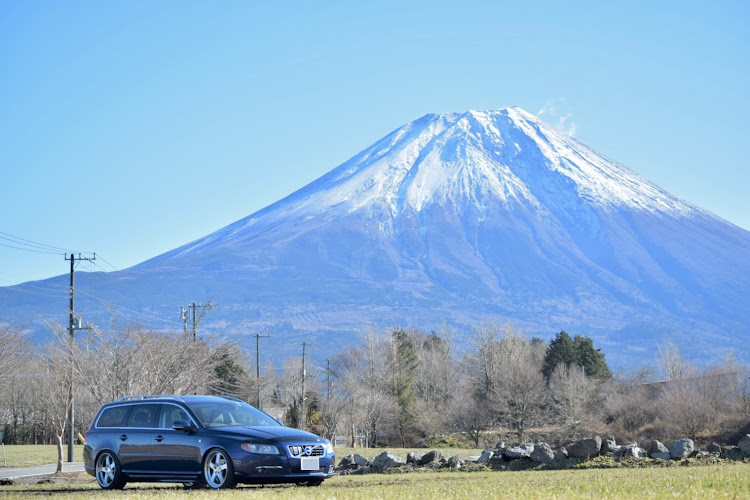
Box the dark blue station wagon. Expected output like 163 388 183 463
83 395 335 489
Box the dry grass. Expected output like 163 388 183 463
1 462 749 499
2 445 749 499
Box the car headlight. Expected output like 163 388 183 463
323 442 334 454
241 443 280 454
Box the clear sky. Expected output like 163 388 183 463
1 0 748 286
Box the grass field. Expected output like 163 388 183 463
1 446 749 498
0 445 480 467
0 444 85 467
0 464 748 498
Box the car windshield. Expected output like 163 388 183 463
186 400 281 428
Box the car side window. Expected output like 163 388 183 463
97 406 132 428
159 405 190 428
125 404 161 428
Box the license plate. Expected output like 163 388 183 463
300 457 319 471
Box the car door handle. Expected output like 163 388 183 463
155 435 164 442
119 435 127 441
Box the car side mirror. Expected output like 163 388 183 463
173 420 195 433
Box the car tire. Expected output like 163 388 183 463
203 448 237 489
297 478 324 487
95 451 126 490
183 480 207 489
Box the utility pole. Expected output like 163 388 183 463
326 358 331 404
181 302 214 340
254 333 270 409
191 302 198 340
300 342 314 431
65 252 94 463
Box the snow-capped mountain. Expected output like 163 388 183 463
4 108 749 366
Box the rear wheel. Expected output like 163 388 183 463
203 448 237 489
95 451 126 490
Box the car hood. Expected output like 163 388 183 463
210 425 326 442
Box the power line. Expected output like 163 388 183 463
0 241 62 255
2 274 184 328
74 289 182 327
93 255 120 272
0 283 67 299
0 231 80 253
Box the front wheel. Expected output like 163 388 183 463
203 448 237 489
183 481 207 489
95 451 126 490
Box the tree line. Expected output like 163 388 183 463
1 319 748 454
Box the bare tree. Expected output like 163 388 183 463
0 324 28 386
470 321 501 402
0 324 32 444
332 327 396 447
493 325 548 442
36 344 73 473
604 367 659 435
465 321 548 443
278 357 304 428
657 361 733 440
63 321 223 404
318 359 349 442
317 371 349 442
721 352 750 422
548 363 603 437
448 376 495 447
413 327 459 442
658 340 686 381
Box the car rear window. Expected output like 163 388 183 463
97 406 132 428
125 404 161 428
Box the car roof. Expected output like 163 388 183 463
107 395 244 405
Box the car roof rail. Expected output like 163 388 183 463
218 396 245 403
114 395 183 402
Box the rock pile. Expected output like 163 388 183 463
336 434 750 474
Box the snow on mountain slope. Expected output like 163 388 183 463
144 108 705 265
4 108 748 367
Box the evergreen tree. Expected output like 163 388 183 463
210 347 249 397
572 335 612 381
391 328 419 446
542 331 611 381
542 331 576 380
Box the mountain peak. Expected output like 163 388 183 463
151 108 710 264
308 107 699 218
5 108 749 368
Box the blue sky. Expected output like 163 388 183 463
1 0 748 286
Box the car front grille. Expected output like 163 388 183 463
288 444 324 457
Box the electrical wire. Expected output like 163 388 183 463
0 283 67 299
0 233 195 328
73 287 183 327
0 230 81 254
0 241 62 255
94 255 120 272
